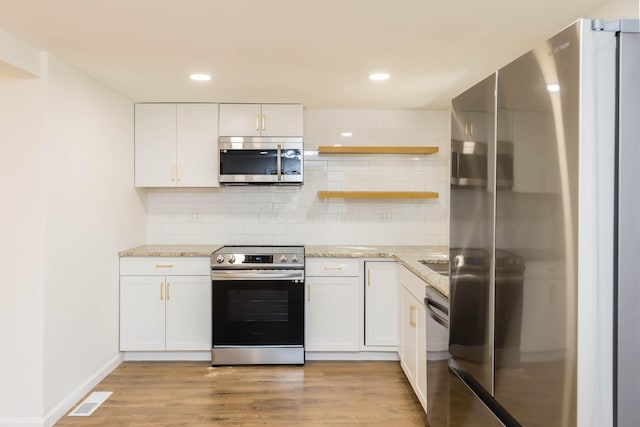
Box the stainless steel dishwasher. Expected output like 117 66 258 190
425 285 450 427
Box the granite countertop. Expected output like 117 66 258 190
305 245 449 297
119 244 223 257
119 243 450 297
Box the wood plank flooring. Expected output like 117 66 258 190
56 361 428 426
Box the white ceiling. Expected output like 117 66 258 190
0 0 613 109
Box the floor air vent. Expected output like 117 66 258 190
68 391 112 417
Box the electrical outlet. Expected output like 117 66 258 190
188 208 202 222
374 207 392 223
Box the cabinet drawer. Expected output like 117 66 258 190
120 257 210 276
306 258 360 277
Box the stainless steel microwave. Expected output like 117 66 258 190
451 140 513 189
219 137 303 185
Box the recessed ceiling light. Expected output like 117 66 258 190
341 132 353 137
190 73 211 81
547 83 560 92
369 73 390 81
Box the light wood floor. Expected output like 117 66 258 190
56 361 428 426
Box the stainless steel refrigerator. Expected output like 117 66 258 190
443 19 640 427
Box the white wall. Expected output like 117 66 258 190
0 76 47 425
589 0 639 18
42 56 146 423
146 109 450 246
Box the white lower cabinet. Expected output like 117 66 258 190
364 261 398 347
398 265 428 412
305 276 360 351
119 257 211 353
305 258 360 351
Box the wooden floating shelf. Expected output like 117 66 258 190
317 146 439 154
318 191 439 199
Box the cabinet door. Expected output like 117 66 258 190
305 276 359 351
165 276 212 351
120 276 166 351
400 286 427 410
176 104 219 187
218 104 261 137
134 104 177 187
364 261 398 347
260 104 303 137
399 287 418 383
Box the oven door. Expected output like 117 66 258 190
212 270 304 347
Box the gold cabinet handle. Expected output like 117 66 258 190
469 121 474 136
256 114 260 131
409 304 416 328
324 265 343 271
367 269 371 287
464 121 468 136
307 284 310 302
177 165 181 182
160 282 164 300
262 114 265 132
171 164 176 182
166 282 170 300
155 264 174 268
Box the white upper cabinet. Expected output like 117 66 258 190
219 103 303 137
134 103 219 188
135 104 177 187
260 104 303 137
176 104 220 187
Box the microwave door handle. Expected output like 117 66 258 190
277 144 282 181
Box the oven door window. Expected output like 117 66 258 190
213 280 304 346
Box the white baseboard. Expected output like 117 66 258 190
123 351 211 361
44 353 123 427
305 351 399 361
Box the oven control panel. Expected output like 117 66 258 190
211 246 304 269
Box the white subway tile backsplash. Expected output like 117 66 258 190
145 108 450 246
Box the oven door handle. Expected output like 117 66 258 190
212 270 304 281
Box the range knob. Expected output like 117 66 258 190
291 255 299 263
216 254 225 264
279 255 288 263
228 255 236 264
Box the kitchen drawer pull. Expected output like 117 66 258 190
262 114 266 131
155 264 174 268
367 269 371 286
160 282 164 300
166 282 170 300
409 304 416 328
324 265 344 270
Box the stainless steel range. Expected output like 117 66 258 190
211 246 305 365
